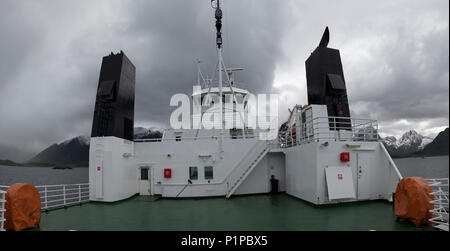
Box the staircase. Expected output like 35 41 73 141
226 141 268 199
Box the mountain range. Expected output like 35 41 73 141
381 130 435 157
30 136 90 165
0 127 448 166
419 127 449 157
0 144 34 163
27 127 162 166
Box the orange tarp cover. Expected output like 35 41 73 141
394 177 434 227
4 183 41 231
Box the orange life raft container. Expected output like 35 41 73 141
4 183 41 231
394 177 434 227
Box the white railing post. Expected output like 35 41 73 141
78 184 81 203
0 190 6 231
333 117 336 141
44 186 47 210
427 178 449 231
63 185 66 206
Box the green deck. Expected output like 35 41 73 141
37 194 433 231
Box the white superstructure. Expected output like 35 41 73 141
89 103 402 205
89 0 403 205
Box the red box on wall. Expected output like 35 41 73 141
164 168 172 178
340 152 350 162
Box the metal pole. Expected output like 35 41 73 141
218 48 224 158
63 185 66 206
44 186 48 209
380 142 403 180
0 191 4 231
214 0 224 158
78 184 81 203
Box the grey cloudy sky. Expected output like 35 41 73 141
0 0 448 157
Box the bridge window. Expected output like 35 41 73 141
189 166 198 180
204 166 214 180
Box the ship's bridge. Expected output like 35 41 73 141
189 66 260 132
192 85 250 106
192 67 249 105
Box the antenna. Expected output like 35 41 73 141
212 0 225 156
212 0 223 48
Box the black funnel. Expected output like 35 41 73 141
91 51 136 141
305 27 351 130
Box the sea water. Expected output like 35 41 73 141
0 156 448 186
394 155 448 179
0 165 88 186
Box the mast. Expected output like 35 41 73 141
215 0 223 127
213 0 224 156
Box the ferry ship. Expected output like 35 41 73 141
88 1 400 204
0 0 447 232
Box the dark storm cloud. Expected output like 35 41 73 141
0 2 42 91
272 0 448 138
348 20 449 120
122 0 289 126
0 0 290 154
0 0 122 153
0 0 448 157
340 1 449 136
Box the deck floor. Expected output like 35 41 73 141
37 194 434 231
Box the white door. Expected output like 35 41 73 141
94 151 104 199
357 152 374 200
139 167 151 195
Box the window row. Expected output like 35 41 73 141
189 166 213 180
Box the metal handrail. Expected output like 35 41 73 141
134 116 277 143
134 134 259 143
158 141 268 190
226 140 268 195
427 178 449 231
380 143 403 180
198 80 249 90
0 190 5 231
37 184 90 210
0 183 90 212
276 116 379 148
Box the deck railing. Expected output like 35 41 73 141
198 80 248 90
134 130 258 143
0 190 5 231
427 178 449 231
277 116 379 148
0 183 89 211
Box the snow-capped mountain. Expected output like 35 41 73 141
383 136 397 146
30 136 90 165
382 130 434 157
134 127 163 140
62 136 90 146
397 130 433 149
28 128 163 165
